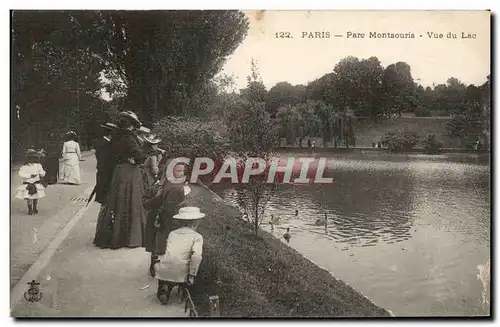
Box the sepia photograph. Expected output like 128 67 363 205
9 9 491 318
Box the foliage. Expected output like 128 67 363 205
381 130 420 152
97 10 249 124
446 102 483 147
422 134 443 154
414 106 432 117
12 10 249 157
382 62 416 116
152 116 230 164
266 81 306 116
12 11 107 154
227 61 279 236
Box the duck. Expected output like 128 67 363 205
315 213 328 226
270 214 280 224
294 209 298 216
283 228 291 243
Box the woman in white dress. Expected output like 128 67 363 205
60 131 82 184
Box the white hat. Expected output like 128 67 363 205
137 126 151 134
173 207 205 220
143 134 161 144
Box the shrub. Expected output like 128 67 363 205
381 130 419 152
422 133 443 154
414 107 432 117
152 116 231 165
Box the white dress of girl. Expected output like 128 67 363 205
15 163 46 200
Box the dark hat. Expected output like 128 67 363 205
118 111 142 127
100 122 118 130
25 149 39 157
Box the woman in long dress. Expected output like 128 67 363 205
93 111 147 249
60 131 82 184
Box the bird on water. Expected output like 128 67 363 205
284 228 291 243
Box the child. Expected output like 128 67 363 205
15 149 47 215
153 206 204 305
143 162 192 277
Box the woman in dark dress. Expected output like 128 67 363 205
93 111 147 249
91 122 118 237
143 161 192 276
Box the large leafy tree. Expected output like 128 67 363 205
382 61 416 117
99 10 249 124
12 11 106 153
266 81 306 116
12 10 249 157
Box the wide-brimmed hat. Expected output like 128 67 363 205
100 122 118 130
143 134 161 145
66 130 77 136
173 207 205 220
137 126 151 134
118 111 142 127
25 149 39 157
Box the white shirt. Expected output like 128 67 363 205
154 227 203 282
62 140 81 159
19 163 46 183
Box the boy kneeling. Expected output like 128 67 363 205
153 206 204 305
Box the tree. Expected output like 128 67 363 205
12 11 107 155
314 101 335 148
227 62 279 237
382 61 416 117
422 134 443 154
446 103 483 148
240 58 268 104
98 10 249 124
266 81 306 116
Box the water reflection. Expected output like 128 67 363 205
208 153 490 316
213 157 418 247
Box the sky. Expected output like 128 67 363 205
219 10 491 91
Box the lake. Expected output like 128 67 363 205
207 151 491 317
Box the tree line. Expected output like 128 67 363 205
12 10 249 157
238 57 490 149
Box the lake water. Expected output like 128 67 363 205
208 152 491 317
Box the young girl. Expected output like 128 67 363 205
16 149 47 215
153 206 204 305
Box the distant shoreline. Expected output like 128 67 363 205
276 146 490 155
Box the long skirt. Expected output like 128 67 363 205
42 155 59 184
93 163 145 249
144 211 172 255
61 154 81 184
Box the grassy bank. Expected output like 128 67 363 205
188 184 391 317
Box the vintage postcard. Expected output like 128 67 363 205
10 10 491 318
